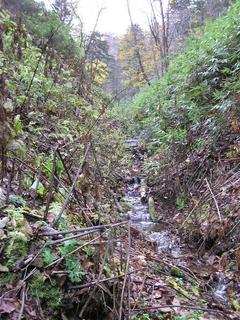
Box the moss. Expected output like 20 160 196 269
170 267 184 278
29 273 63 310
148 197 158 222
66 213 84 226
0 272 21 287
4 208 29 267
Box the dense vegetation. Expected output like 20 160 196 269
0 2 128 319
116 0 240 203
114 3 240 315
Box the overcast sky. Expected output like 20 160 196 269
43 0 158 35
77 0 152 34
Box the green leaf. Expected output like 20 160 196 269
30 180 46 196
14 115 23 135
65 256 85 283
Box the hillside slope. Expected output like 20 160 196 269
117 0 240 258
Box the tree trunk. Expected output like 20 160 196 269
127 0 151 86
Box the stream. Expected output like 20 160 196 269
123 178 238 310
124 139 238 311
124 178 182 258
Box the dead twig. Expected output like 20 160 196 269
130 304 229 317
69 268 145 290
57 149 92 225
205 178 222 223
39 221 128 237
48 229 99 245
44 147 58 220
53 143 91 226
45 233 105 268
79 228 112 318
18 283 26 320
118 222 131 320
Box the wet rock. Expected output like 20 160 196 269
127 177 141 185
140 181 147 203
148 197 158 222
0 217 8 229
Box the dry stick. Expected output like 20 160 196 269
45 233 104 269
17 164 23 194
44 148 57 220
205 178 222 223
56 149 92 226
180 169 236 228
39 221 128 237
226 219 240 237
57 149 82 201
119 223 131 320
48 229 98 245
69 268 146 290
32 170 41 208
133 272 147 310
21 211 43 220
130 304 228 316
18 283 26 320
215 176 240 199
0 268 36 301
180 200 200 228
151 256 201 285
79 230 112 318
128 273 131 320
21 243 47 271
132 278 195 302
214 163 240 192
85 8 105 55
209 219 240 254
41 162 68 194
126 0 151 85
53 143 91 226
92 144 124 214
6 173 11 205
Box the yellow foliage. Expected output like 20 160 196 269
86 60 109 85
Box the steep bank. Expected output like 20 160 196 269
114 0 240 270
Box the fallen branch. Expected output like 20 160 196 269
48 229 98 245
68 268 145 290
130 304 228 317
39 221 128 237
45 233 105 268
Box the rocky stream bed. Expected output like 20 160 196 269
121 139 240 320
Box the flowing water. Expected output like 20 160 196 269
123 178 237 306
124 179 181 258
124 139 237 308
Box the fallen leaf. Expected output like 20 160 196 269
0 298 19 314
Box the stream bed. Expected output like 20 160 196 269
123 177 238 310
123 179 182 258
123 139 240 312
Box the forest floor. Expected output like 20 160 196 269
0 138 239 320
118 140 240 320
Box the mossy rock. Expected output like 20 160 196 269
148 197 158 222
170 267 184 278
